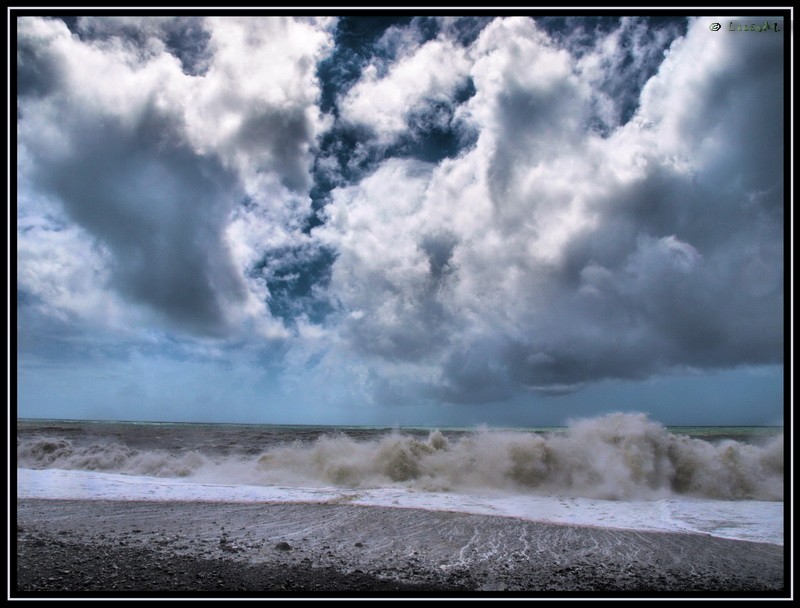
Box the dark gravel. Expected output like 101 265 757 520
15 531 446 596
13 499 788 599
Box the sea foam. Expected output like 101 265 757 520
17 412 783 501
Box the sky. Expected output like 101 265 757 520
14 13 787 427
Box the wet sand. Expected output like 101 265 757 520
14 499 786 598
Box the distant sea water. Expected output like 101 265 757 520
15 413 785 545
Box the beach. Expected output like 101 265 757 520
14 498 786 597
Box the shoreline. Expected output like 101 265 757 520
14 498 787 598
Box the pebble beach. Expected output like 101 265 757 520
14 498 786 598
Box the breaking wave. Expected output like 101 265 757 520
17 413 783 501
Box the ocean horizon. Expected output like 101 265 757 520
16 415 786 434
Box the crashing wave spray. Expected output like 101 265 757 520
17 413 783 500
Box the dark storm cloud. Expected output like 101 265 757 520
430 344 517 404
18 16 332 339
236 105 316 193
486 76 585 210
340 274 454 364
17 31 63 98
420 231 458 286
28 102 245 334
73 16 212 75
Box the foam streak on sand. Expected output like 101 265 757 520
17 468 784 546
15 499 786 593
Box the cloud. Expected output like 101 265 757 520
315 16 784 403
16 15 784 411
17 215 130 337
546 16 687 131
73 16 212 75
17 16 334 338
338 35 471 143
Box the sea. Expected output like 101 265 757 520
15 412 785 546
